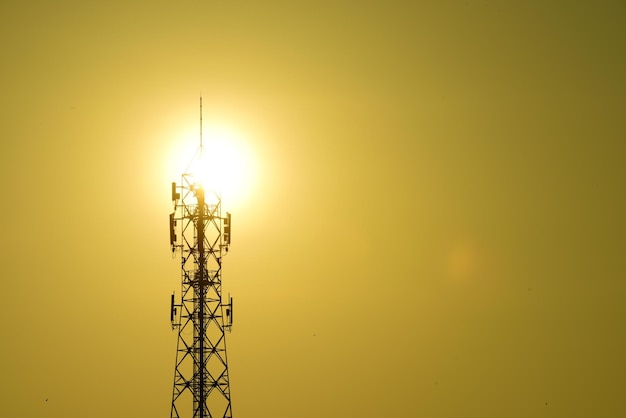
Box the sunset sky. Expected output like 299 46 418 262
1 1 625 417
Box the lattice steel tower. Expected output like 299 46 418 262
168 99 234 418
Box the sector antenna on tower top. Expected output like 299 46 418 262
168 98 235 418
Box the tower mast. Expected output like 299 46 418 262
169 99 234 418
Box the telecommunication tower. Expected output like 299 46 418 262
168 98 234 418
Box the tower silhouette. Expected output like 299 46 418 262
168 99 234 418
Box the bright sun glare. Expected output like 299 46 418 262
168 124 256 209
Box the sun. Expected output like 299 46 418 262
167 123 257 210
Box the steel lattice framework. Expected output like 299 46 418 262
169 144 233 418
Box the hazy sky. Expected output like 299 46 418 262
1 1 625 417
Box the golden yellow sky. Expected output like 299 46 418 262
1 1 625 417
